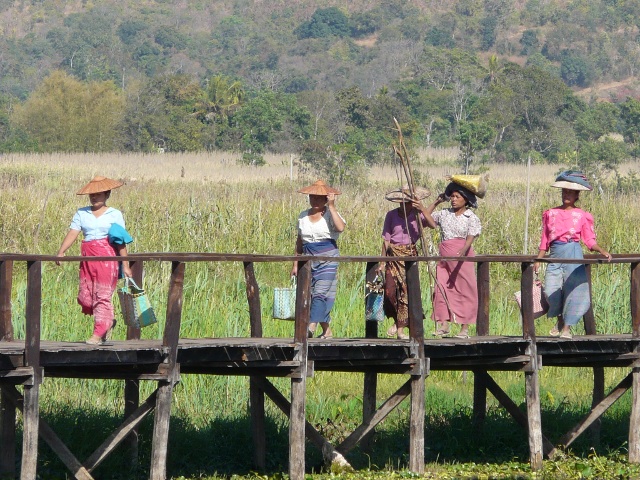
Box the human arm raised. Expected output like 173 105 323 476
326 193 345 232
422 194 446 229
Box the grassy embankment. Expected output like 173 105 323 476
1 151 640 479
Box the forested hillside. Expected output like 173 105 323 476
1 0 639 187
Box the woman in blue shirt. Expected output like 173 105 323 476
56 176 132 345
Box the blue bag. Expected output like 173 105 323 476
118 278 157 328
365 274 385 322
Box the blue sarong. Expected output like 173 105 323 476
303 240 339 324
544 240 590 326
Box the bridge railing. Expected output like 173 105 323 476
1 253 639 346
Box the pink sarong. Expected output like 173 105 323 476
78 239 118 337
432 238 478 325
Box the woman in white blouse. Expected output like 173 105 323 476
424 182 481 338
291 180 346 339
56 176 133 345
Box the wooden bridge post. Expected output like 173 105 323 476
244 261 266 471
473 261 490 425
583 265 603 446
150 261 185 480
124 260 144 476
362 261 379 451
0 260 15 479
21 261 43 480
521 262 543 470
629 262 640 462
290 260 311 480
406 260 425 474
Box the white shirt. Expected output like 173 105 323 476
297 208 345 244
70 207 126 242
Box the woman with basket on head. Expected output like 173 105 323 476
534 171 611 339
424 179 482 338
56 176 133 345
378 186 430 340
291 180 346 339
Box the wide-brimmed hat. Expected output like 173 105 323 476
385 185 430 203
297 180 341 196
551 170 592 191
76 176 124 195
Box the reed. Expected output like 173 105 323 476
1 153 639 478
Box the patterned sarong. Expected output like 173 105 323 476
432 238 478 324
544 240 589 326
383 243 417 328
78 238 118 337
303 240 339 324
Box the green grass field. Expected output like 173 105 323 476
2 153 640 479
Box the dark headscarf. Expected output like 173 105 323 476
443 182 478 208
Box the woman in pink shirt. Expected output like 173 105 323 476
378 186 430 340
534 171 611 339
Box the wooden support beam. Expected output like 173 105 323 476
560 373 632 450
290 260 311 480
1 385 93 480
84 390 158 472
479 372 555 456
362 261 379 451
124 260 143 476
150 261 185 480
406 260 425 474
338 380 411 454
244 261 266 471
255 377 351 469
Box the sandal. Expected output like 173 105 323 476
85 336 104 346
433 329 450 337
454 333 470 339
102 318 117 342
549 327 561 337
397 330 409 340
318 333 333 339
560 330 573 339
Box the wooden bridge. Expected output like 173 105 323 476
1 252 640 480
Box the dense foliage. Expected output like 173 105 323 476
1 0 639 185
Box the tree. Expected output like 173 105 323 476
456 120 494 172
13 70 125 152
295 7 350 39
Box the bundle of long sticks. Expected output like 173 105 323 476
392 118 456 322
392 117 428 257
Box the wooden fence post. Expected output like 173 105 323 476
406 260 425 474
125 260 144 475
629 262 640 462
521 262 543 470
150 261 185 480
362 261 379 451
0 260 15 479
21 261 42 480
473 261 490 426
289 260 311 480
244 261 266 471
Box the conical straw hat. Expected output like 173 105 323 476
297 180 341 195
385 185 430 203
76 176 124 195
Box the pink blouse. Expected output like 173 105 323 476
382 208 427 245
538 207 597 251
